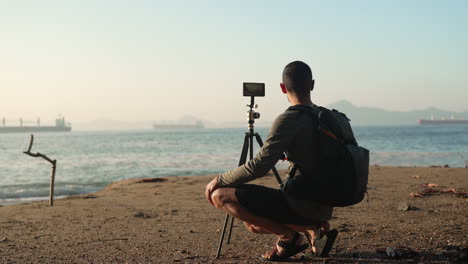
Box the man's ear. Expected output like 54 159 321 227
310 79 315 91
280 83 287 94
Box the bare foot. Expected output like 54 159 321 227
304 222 331 254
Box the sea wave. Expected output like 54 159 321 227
1 126 467 205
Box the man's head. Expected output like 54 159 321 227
280 61 314 101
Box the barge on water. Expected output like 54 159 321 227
0 117 72 133
419 119 468 125
419 115 468 125
153 120 204 130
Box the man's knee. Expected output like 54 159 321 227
211 188 236 209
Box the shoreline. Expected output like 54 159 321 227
1 164 466 207
1 166 467 263
0 195 71 207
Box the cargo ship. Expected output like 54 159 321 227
153 120 204 130
0 117 72 133
419 115 468 125
419 119 468 125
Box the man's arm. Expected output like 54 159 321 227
216 112 300 186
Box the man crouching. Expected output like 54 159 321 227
205 61 338 261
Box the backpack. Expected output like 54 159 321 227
281 105 369 207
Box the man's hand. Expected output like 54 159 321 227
205 177 219 206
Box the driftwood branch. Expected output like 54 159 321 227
23 134 57 206
24 135 56 165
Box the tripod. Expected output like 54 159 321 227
215 96 284 259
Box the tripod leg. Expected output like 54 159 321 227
227 133 250 243
249 131 254 160
270 167 283 186
239 133 249 167
226 215 235 243
215 133 250 258
254 133 283 185
216 214 230 259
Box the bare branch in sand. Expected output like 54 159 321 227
24 135 55 164
23 134 57 206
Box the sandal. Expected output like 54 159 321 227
259 232 309 261
303 229 338 258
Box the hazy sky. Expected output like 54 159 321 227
1 0 467 126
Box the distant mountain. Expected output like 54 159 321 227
75 102 467 131
326 100 468 126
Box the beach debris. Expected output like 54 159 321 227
441 188 457 193
422 188 438 194
398 202 411 211
83 195 97 199
134 212 151 218
410 192 424 198
412 175 422 179
429 164 450 168
376 247 419 259
420 183 439 188
440 188 467 197
397 201 419 211
76 238 129 245
138 178 167 183
23 134 57 206
385 247 397 258
0 237 7 242
410 185 467 199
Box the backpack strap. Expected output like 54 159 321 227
286 105 321 132
288 165 298 179
288 105 344 144
286 105 321 179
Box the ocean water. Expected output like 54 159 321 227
1 125 467 205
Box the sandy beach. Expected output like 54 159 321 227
0 166 467 263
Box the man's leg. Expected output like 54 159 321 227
211 187 301 256
243 222 271 234
245 220 332 254
287 222 330 254
211 187 296 240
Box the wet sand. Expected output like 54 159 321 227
0 166 467 263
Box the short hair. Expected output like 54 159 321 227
282 61 313 98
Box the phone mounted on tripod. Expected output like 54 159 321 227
243 82 265 97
